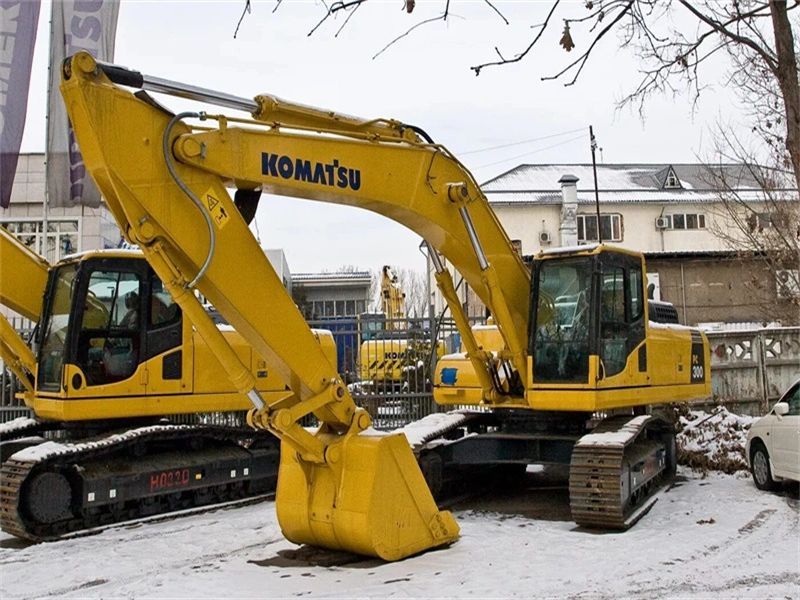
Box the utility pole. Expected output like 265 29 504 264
590 126 602 244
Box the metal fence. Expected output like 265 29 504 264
307 314 473 430
1 316 35 422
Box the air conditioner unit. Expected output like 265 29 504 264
655 217 670 229
539 231 552 244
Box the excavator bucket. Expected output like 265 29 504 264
276 433 459 561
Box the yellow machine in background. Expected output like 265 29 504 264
55 52 710 559
359 266 444 392
0 226 338 540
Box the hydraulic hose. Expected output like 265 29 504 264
161 111 215 289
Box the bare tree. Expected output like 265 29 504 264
704 155 799 324
702 28 799 324
393 267 428 317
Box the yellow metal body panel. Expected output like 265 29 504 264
277 434 458 561
360 338 445 383
31 322 294 421
32 390 293 422
0 225 49 321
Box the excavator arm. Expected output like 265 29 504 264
0 226 50 393
61 52 465 560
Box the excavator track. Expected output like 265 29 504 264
569 414 675 530
0 424 280 541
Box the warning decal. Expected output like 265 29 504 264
204 189 229 229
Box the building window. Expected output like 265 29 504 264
665 170 680 189
2 219 80 262
662 213 706 230
577 214 623 242
747 212 784 233
310 298 365 318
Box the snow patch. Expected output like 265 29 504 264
0 417 38 435
676 405 757 474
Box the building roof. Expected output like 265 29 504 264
292 271 372 286
482 163 796 206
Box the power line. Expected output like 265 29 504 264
473 132 587 170
459 127 587 156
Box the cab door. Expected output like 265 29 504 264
141 271 189 395
597 252 646 384
66 258 148 397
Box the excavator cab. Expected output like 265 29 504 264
531 246 647 386
36 257 180 394
24 249 302 423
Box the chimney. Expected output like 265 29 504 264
558 174 579 247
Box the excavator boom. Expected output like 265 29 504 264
61 52 458 561
0 226 50 322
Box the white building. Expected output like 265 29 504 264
483 163 788 255
1 153 120 263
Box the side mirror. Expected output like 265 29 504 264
774 402 790 417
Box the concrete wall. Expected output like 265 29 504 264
645 255 797 326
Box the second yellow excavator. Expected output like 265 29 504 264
359 265 444 392
0 228 338 540
55 52 710 560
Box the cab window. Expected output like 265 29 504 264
600 267 627 377
77 269 142 385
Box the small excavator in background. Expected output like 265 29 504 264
0 226 339 540
53 52 710 560
359 266 443 393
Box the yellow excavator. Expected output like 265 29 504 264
359 265 443 392
0 225 340 539
55 52 709 560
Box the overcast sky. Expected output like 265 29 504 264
20 1 739 274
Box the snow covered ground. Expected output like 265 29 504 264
1 465 798 599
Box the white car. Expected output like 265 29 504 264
746 378 800 490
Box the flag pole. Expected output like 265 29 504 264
42 2 52 261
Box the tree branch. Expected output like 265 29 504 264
676 0 778 74
373 13 452 60
470 0 561 76
542 0 635 86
